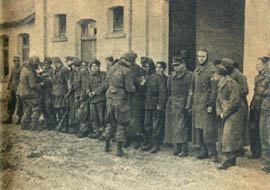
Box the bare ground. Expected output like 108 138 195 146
0 123 270 190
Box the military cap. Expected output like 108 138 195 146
120 51 137 63
13 56 20 62
258 56 270 64
72 58 81 66
172 56 185 65
105 56 114 62
44 57 52 65
220 58 235 74
141 56 154 66
52 57 62 64
156 61 167 69
215 64 229 75
29 56 40 65
65 56 74 62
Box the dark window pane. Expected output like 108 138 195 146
3 37 8 47
4 49 9 76
113 7 123 32
59 15 66 36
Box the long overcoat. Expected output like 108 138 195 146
164 70 192 144
216 76 242 152
190 62 217 144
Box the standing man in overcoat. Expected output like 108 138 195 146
51 57 69 132
164 57 193 157
2 56 23 124
249 57 270 159
189 49 218 162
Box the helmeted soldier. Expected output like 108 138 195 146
17 56 43 130
2 56 23 124
248 56 269 159
140 57 167 153
86 60 107 139
104 51 136 157
164 57 193 157
214 59 241 170
189 49 218 162
257 56 270 173
51 57 69 132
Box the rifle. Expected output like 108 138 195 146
56 109 68 132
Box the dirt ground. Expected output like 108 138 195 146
1 123 270 190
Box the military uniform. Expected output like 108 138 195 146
39 65 56 130
216 75 241 167
87 70 107 138
259 69 270 172
189 62 217 159
104 58 136 156
51 62 69 131
3 57 23 124
17 60 42 130
164 70 193 152
230 69 249 154
249 70 267 158
142 72 167 151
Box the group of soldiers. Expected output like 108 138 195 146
2 49 270 173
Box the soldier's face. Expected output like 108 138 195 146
197 51 208 65
173 63 185 72
13 60 20 66
142 64 150 73
91 64 99 72
156 64 164 75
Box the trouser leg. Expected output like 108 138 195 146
21 99 32 130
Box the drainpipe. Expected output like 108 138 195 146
145 0 149 56
43 0 47 58
128 0 133 51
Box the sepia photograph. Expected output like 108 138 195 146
0 0 270 189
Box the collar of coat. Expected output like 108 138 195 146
195 62 209 75
172 69 186 80
218 75 232 91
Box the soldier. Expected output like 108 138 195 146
189 49 218 162
51 57 69 132
38 57 56 130
248 57 269 159
257 56 270 173
141 58 167 153
75 60 92 137
2 56 23 124
87 60 107 139
104 51 136 157
105 56 114 72
124 56 146 149
214 59 242 170
164 57 193 156
17 56 43 130
221 59 249 157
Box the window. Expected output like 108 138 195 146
53 14 67 41
0 36 9 78
113 7 123 32
18 34 30 62
106 6 125 39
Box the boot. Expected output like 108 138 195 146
173 144 182 156
2 115 12 124
15 117 22 125
196 146 208 159
123 138 131 148
262 167 270 174
133 136 141 149
178 143 188 157
116 142 124 157
104 140 110 152
141 136 152 151
218 156 236 170
248 154 261 159
150 144 160 154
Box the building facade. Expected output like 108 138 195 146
1 0 270 102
